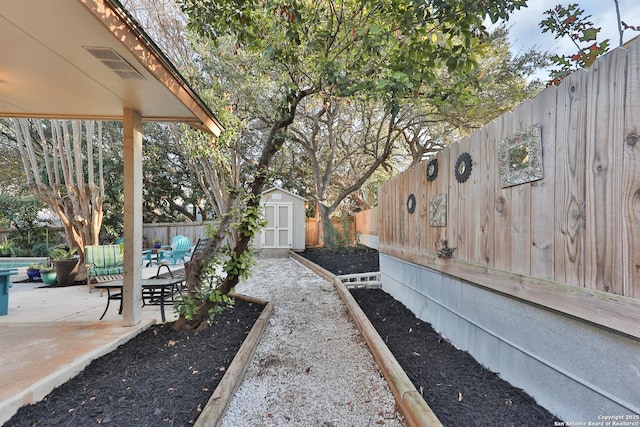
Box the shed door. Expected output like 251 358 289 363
262 203 293 248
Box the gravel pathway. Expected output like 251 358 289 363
221 258 405 426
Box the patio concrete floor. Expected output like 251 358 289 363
0 264 181 425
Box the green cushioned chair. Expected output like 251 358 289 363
85 244 124 292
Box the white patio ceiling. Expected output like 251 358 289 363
0 0 222 135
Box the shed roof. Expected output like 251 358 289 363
262 187 307 202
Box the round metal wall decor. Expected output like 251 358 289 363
426 158 438 181
406 194 416 214
455 152 473 183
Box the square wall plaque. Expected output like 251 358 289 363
498 124 544 188
429 194 447 227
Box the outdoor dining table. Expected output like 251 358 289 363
94 277 185 322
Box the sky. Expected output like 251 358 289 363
491 0 640 79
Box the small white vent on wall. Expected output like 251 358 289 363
83 47 145 80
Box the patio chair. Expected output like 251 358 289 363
157 236 192 265
85 244 124 292
154 237 211 290
155 237 210 274
111 237 152 266
186 237 210 260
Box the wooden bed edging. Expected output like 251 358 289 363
290 252 442 427
195 294 274 427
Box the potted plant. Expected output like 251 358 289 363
39 265 57 285
26 263 41 281
49 247 79 286
153 238 162 249
0 237 14 257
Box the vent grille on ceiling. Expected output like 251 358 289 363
83 47 145 80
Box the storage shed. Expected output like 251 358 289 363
254 187 307 253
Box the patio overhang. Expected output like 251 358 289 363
0 0 223 136
0 0 222 326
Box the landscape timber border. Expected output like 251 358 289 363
290 251 442 427
195 294 274 427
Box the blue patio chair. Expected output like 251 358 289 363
157 236 192 265
166 235 184 247
112 237 151 266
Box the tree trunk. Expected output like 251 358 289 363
13 119 105 279
319 203 336 249
173 90 312 331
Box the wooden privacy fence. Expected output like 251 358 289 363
354 208 378 236
143 221 213 247
305 217 356 247
305 218 320 247
378 40 640 339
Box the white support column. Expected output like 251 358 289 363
122 108 143 326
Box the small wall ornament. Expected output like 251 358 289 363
429 194 447 226
498 123 544 188
426 158 438 181
437 238 456 258
454 152 473 183
406 193 416 214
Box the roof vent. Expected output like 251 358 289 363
83 47 145 80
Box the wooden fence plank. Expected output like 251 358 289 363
467 130 484 265
584 48 626 294
401 171 410 247
434 149 450 254
410 164 421 251
457 135 473 261
390 174 401 248
494 112 514 271
381 180 390 246
510 100 534 276
623 35 640 299
479 122 497 267
530 85 558 280
421 157 433 253
554 70 587 287
448 141 461 257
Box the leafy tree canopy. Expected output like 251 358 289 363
540 3 609 85
179 0 528 112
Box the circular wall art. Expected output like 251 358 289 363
426 158 438 181
406 194 416 214
455 152 473 183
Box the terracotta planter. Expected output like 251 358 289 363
54 258 79 286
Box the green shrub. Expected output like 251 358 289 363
31 243 49 257
12 248 29 257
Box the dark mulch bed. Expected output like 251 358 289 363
5 299 263 426
300 245 379 275
7 247 560 426
351 289 561 426
300 246 561 426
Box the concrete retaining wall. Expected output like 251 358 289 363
357 234 378 250
380 253 640 422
